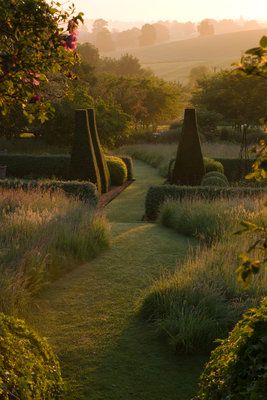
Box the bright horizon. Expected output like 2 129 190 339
72 0 267 22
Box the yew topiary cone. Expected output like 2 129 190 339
70 109 101 192
87 108 110 193
171 108 205 186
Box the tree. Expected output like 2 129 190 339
96 74 184 128
78 43 100 66
116 28 140 49
0 0 83 123
197 19 215 37
188 65 211 86
192 71 267 130
139 24 157 47
92 19 115 52
238 35 267 78
153 23 170 43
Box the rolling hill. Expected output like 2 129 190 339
107 29 267 83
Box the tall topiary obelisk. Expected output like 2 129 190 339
87 108 110 193
171 108 205 186
70 109 101 192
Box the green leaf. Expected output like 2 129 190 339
260 36 267 48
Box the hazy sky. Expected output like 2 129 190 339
73 0 267 22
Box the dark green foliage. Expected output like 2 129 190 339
70 109 101 192
204 157 224 173
0 313 63 399
201 176 229 187
203 171 229 181
145 185 266 220
172 109 205 185
217 158 254 182
106 156 127 186
0 179 99 206
0 154 70 179
195 298 267 400
168 156 224 182
118 156 134 180
202 172 229 187
87 108 110 193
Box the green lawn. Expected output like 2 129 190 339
25 161 205 400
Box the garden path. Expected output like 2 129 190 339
25 161 205 400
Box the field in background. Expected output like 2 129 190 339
107 29 266 83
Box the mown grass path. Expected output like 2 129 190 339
25 161 205 400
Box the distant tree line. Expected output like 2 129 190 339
78 18 263 52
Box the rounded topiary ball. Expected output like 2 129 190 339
202 172 229 184
201 176 229 187
0 313 63 399
194 298 267 400
204 157 224 174
106 156 127 186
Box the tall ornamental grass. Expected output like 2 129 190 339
0 188 110 314
159 198 263 245
139 198 266 354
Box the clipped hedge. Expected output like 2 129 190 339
0 154 69 179
194 298 267 400
118 156 134 181
106 156 127 186
202 171 229 183
216 158 254 182
87 108 110 193
0 179 99 206
201 176 229 187
70 109 101 192
0 313 63 399
0 154 134 185
145 185 266 220
168 157 224 182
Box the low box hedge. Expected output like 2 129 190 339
216 158 254 182
0 153 133 185
145 185 266 220
0 154 70 179
0 179 99 206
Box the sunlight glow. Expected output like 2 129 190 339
73 0 267 22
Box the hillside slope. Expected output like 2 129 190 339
107 29 266 83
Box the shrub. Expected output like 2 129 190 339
70 109 101 192
171 109 205 185
87 108 110 193
145 185 266 220
106 156 127 186
202 171 229 182
159 199 243 245
204 157 224 173
168 157 224 182
201 176 229 187
0 313 63 399
194 298 267 400
0 154 70 179
119 156 134 180
216 158 254 182
0 179 99 206
139 232 266 354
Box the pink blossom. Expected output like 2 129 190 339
30 95 41 103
